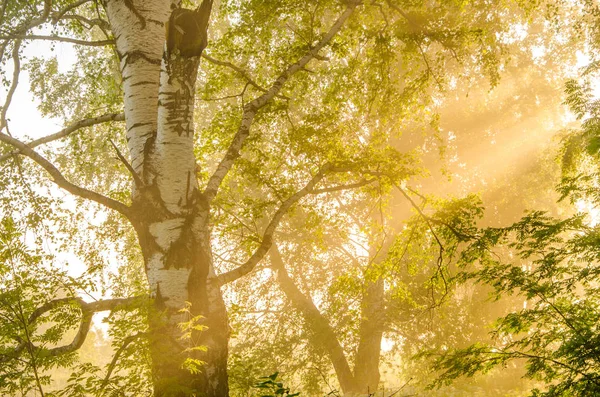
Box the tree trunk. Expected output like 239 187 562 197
137 212 229 396
105 1 227 395
270 247 359 395
353 277 385 394
271 244 386 396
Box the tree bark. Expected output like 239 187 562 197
105 1 228 395
102 0 360 393
353 277 385 394
139 213 229 397
104 0 169 182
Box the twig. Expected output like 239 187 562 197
0 34 115 47
0 39 22 135
51 0 92 22
201 53 290 100
100 332 147 390
310 178 376 194
395 184 448 306
109 138 143 188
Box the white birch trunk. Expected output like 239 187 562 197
105 1 230 395
155 54 200 213
104 0 171 181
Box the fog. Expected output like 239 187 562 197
1 1 600 396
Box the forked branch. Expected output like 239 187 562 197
217 163 374 285
216 165 333 284
0 296 144 363
203 1 361 203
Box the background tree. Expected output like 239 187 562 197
0 0 595 396
424 5 600 392
223 1 587 394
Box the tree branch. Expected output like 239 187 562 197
217 164 336 284
202 1 361 203
50 0 92 23
0 131 133 218
310 178 376 194
395 184 449 306
30 0 53 28
57 14 111 32
0 112 125 162
216 164 371 285
0 34 115 47
270 244 357 392
0 39 22 134
109 138 143 188
101 332 147 390
0 296 144 363
201 53 290 100
0 0 52 62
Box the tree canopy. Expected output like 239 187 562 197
1 0 600 396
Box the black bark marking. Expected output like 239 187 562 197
160 85 196 138
154 282 167 310
127 121 152 132
130 80 157 87
164 213 196 271
141 132 156 182
123 0 146 29
121 50 161 70
146 18 164 26
185 170 191 206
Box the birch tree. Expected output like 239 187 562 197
0 0 531 395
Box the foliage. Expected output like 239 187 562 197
0 0 598 396
0 216 151 396
0 217 93 395
253 373 300 397
178 302 208 376
427 71 600 396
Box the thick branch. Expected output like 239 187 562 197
27 296 142 325
270 245 357 393
202 1 361 202
28 0 53 29
0 112 124 162
0 131 133 218
1 296 144 363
